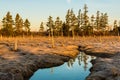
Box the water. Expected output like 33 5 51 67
30 52 95 80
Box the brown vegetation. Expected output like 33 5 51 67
0 36 120 80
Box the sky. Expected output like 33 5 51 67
0 0 120 31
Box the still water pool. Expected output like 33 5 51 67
30 52 95 80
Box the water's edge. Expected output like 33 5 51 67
30 52 94 80
79 46 120 80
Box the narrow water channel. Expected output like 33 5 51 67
30 52 95 80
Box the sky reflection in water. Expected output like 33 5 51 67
30 52 95 80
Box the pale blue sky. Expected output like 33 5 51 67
0 0 120 31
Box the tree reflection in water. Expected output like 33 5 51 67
67 52 95 71
30 52 96 80
50 67 54 74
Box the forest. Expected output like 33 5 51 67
0 4 120 37
0 3 120 80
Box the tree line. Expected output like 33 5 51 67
0 12 30 36
1 4 120 37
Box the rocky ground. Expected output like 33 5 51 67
0 36 120 80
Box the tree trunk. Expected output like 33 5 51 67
51 28 55 48
72 29 75 40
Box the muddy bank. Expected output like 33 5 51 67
0 52 70 80
0 40 79 80
86 53 120 80
78 43 120 80
0 36 120 80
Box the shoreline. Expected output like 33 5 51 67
87 53 120 80
0 36 120 80
0 53 70 80
0 37 79 80
78 42 120 80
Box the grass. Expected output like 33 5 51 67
0 36 120 46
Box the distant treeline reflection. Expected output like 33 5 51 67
67 52 95 71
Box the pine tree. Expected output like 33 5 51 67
46 16 54 35
46 16 55 48
99 13 104 30
39 22 44 32
91 15 95 28
90 15 95 35
103 13 108 29
113 20 119 36
66 9 78 39
65 9 71 36
1 12 14 36
24 19 30 33
77 9 82 36
83 4 89 27
98 13 108 35
95 11 100 31
19 18 24 32
55 17 62 36
15 13 23 35
71 11 78 39
62 22 69 36
82 4 91 35
77 9 81 28
15 13 20 32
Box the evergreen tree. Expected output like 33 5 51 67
55 17 62 36
1 12 14 36
77 9 83 36
113 20 119 36
15 13 24 34
91 15 95 28
19 18 24 31
95 11 100 31
46 16 54 36
70 9 78 39
79 13 84 36
96 12 108 35
65 9 71 36
83 4 89 27
81 4 92 35
77 9 81 28
99 13 104 30
66 9 78 38
103 13 108 29
24 19 30 33
46 16 55 48
39 22 44 32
